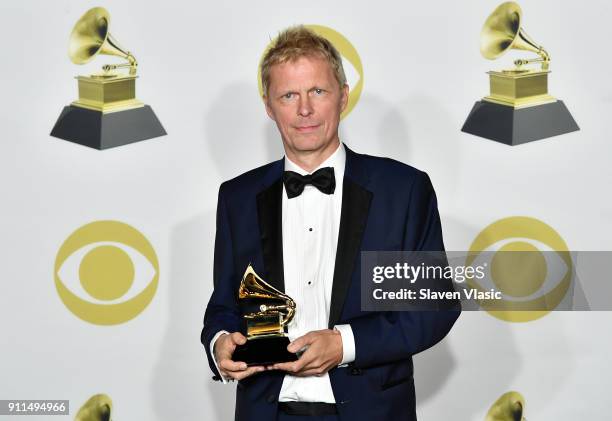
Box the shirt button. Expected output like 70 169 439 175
308 281 312 285
308 227 313 232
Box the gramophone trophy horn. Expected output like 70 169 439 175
50 7 166 150
75 394 113 421
485 391 526 421
68 7 137 76
480 1 549 71
232 264 298 366
462 1 579 145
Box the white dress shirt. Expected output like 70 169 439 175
211 141 355 403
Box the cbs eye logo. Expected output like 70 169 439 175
258 24 364 120
465 216 572 323
54 220 159 325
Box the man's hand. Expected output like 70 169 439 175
269 329 343 376
214 332 265 381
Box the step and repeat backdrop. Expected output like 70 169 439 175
1 0 611 419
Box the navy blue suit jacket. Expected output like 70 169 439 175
201 144 461 420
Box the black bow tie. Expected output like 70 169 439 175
283 167 336 199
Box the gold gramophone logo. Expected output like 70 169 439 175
462 1 579 145
75 394 112 421
466 216 572 323
50 7 166 149
54 220 159 325
485 391 526 421
258 25 363 119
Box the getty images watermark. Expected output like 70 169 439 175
360 251 612 312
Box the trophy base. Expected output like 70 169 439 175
461 100 579 146
233 335 298 367
50 104 166 150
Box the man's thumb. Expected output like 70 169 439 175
231 332 247 345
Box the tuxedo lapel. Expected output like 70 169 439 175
256 161 285 293
328 145 372 328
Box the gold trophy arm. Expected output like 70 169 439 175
264 302 296 327
102 52 138 75
246 301 296 326
282 303 295 327
513 47 550 71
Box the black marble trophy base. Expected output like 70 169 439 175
461 100 579 145
50 104 166 150
233 336 298 367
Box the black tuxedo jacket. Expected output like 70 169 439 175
201 144 461 420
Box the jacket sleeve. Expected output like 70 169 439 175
349 170 461 368
201 183 243 379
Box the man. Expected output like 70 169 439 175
201 26 460 421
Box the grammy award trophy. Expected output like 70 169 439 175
50 7 166 150
462 2 579 145
232 264 298 366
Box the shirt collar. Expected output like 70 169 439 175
284 141 346 182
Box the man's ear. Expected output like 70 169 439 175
339 83 349 114
263 95 276 121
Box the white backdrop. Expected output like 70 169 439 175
1 0 611 419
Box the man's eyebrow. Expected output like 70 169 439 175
274 85 329 98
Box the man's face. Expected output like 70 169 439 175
264 55 349 156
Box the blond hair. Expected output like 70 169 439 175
260 25 347 96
